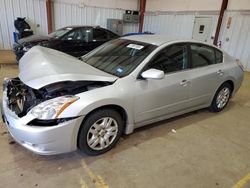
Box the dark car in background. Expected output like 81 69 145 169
13 26 119 61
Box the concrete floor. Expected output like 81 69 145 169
0 51 250 188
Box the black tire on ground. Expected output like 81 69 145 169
209 82 232 112
78 109 124 155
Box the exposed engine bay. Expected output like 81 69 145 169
5 77 111 117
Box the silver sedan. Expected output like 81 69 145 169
2 35 244 155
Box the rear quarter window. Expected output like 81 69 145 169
215 49 223 63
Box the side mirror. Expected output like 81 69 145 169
141 69 164 80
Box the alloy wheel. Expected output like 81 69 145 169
216 87 230 109
87 117 118 150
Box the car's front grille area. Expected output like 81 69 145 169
5 78 43 117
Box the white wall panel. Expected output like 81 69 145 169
53 1 139 34
143 12 218 44
144 13 194 39
146 0 222 12
219 11 250 71
54 0 138 10
0 0 47 50
0 0 11 49
228 0 250 10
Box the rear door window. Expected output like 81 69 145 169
190 44 216 68
93 29 109 41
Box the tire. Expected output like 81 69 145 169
78 109 123 155
209 83 232 112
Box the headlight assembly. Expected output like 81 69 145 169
29 95 79 119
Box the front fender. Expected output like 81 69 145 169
57 85 135 134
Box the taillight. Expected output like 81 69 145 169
236 59 244 71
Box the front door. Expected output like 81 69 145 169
134 43 190 124
192 17 212 42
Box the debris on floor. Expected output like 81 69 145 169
1 131 8 135
8 140 16 145
171 129 177 133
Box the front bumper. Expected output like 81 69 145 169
2 90 84 155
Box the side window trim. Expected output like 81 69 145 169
89 28 94 41
187 43 192 69
79 27 91 42
214 48 223 64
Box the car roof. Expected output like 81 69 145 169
121 35 221 50
121 35 174 46
61 25 101 29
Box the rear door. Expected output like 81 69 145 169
188 43 225 107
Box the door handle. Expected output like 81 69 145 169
180 80 190 86
216 69 224 75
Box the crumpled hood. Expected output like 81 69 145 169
19 46 118 89
17 35 51 44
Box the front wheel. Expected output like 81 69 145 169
209 83 232 112
78 109 123 155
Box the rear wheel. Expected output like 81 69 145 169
78 109 123 155
209 83 232 112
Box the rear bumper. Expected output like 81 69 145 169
2 89 84 155
232 67 244 96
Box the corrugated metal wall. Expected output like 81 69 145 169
53 1 139 35
219 10 250 71
0 0 48 49
143 11 219 44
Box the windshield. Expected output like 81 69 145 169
48 27 73 38
81 39 157 77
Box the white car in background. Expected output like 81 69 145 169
2 35 244 155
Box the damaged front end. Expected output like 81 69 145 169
5 78 43 118
4 77 112 118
